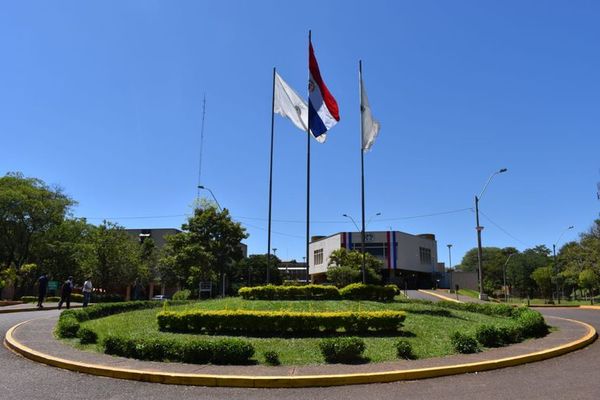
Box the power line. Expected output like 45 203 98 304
478 210 529 246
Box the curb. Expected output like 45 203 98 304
418 289 462 303
3 317 597 388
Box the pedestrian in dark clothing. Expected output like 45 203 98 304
37 273 48 308
58 277 73 310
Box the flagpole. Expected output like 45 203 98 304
305 30 312 284
267 67 276 285
359 60 367 284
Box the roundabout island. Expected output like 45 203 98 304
3 286 597 388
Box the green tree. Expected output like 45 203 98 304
159 203 247 294
0 172 74 272
81 221 143 293
459 247 517 294
531 266 553 301
578 269 599 300
30 218 95 284
507 245 551 298
233 254 282 287
326 248 382 287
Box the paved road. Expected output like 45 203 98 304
405 289 440 301
1 308 600 400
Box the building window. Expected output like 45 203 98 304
351 242 386 259
314 248 323 265
419 247 432 265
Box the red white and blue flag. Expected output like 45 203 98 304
308 40 340 143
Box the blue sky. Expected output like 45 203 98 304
1 0 598 265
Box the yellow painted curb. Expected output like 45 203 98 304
3 316 597 388
418 289 462 303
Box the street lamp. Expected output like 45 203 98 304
475 168 507 301
342 212 380 284
447 244 453 270
197 185 222 211
553 225 574 304
342 214 360 231
503 253 516 303
197 185 225 296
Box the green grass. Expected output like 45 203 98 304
457 289 481 299
71 298 521 365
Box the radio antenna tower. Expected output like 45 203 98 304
196 94 207 203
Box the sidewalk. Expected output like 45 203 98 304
0 302 82 313
418 289 487 303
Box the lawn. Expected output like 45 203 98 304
74 298 521 365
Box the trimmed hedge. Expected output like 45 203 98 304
339 283 398 301
157 309 406 335
56 300 188 339
103 335 254 365
238 283 399 301
319 337 366 363
238 284 340 300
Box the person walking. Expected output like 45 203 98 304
58 276 73 310
37 273 48 308
82 278 93 307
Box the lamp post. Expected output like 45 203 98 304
475 168 507 301
447 244 453 270
503 253 516 303
343 212 381 284
197 185 222 211
197 185 225 296
553 225 574 304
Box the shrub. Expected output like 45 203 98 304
77 327 98 344
319 337 366 363
55 316 80 338
339 283 398 301
172 289 191 301
513 308 549 338
394 339 415 359
451 332 479 354
20 296 37 303
475 324 506 347
211 338 255 365
237 283 399 301
102 335 255 365
263 350 281 366
91 293 124 303
238 284 340 300
157 309 406 335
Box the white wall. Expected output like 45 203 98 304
309 231 438 276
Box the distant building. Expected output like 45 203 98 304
278 260 308 283
309 231 439 289
125 228 181 248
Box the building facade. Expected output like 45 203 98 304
309 231 440 289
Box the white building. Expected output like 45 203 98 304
309 231 441 288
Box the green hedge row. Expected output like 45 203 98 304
450 307 549 353
55 300 187 339
238 283 398 301
103 335 254 365
157 309 406 335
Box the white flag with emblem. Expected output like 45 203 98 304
273 72 311 134
361 76 380 151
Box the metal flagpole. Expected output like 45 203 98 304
306 30 312 284
267 67 276 284
359 60 367 284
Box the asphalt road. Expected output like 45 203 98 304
1 308 600 400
